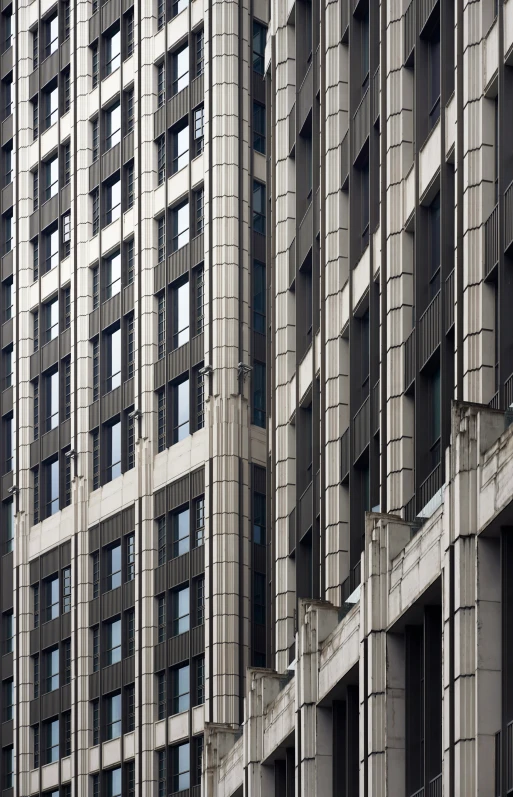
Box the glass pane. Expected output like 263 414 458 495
177 742 190 789
111 421 121 479
174 282 189 346
177 379 189 440
48 460 59 515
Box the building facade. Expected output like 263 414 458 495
0 0 271 794
206 0 513 795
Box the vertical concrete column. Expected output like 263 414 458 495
204 724 242 797
245 670 283 797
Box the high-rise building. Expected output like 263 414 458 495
0 0 271 794
204 0 513 796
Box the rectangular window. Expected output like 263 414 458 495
172 663 190 714
172 201 189 251
195 267 204 333
157 389 166 452
92 187 100 236
2 611 13 654
92 551 100 599
126 684 136 732
92 699 99 745
63 67 71 112
1 279 10 319
196 29 204 76
105 617 122 665
157 0 166 28
172 585 189 636
173 378 189 442
106 27 121 75
126 10 134 57
172 122 189 173
196 369 205 430
64 286 71 329
43 84 58 130
63 358 71 420
45 154 59 199
44 370 59 432
172 507 189 558
2 146 11 185
127 608 135 656
33 169 39 210
3 679 13 722
62 211 71 257
34 653 40 697
3 746 13 790
253 22 266 74
253 361 266 428
157 62 166 108
126 89 135 132
34 467 40 524
172 742 190 792
157 517 167 565
105 542 122 591
158 292 166 359
63 638 71 683
44 717 59 764
253 181 266 234
92 118 99 161
127 161 135 208
63 1 71 40
194 106 204 155
62 566 71 612
105 176 121 225
93 338 100 401
4 497 14 553
65 452 72 507
195 735 204 782
157 135 166 184
172 45 189 95
127 314 135 380
63 710 72 756
253 261 266 333
44 646 59 692
196 576 205 625
106 420 122 482
196 656 205 705
157 594 166 643
254 571 266 624
92 265 100 308
105 250 121 298
33 28 39 68
34 725 40 768
106 767 122 797
92 774 100 797
106 102 121 150
195 188 204 235
33 98 39 139
126 533 135 581
3 212 12 254
157 215 166 262
429 27 441 130
194 497 205 547
172 0 188 17
44 13 58 57
158 750 166 797
44 226 59 272
44 298 59 343
253 102 266 153
127 238 135 285
92 44 99 88
106 327 122 392
33 239 39 281
173 281 189 348
92 626 100 672
105 692 122 740
254 492 266 545
44 459 60 518
157 671 167 720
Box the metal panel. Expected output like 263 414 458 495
190 467 204 497
168 475 189 511
371 381 380 436
30 699 39 727
89 598 100 627
0 46 11 80
40 50 59 89
353 396 370 463
89 159 100 191
1 249 13 281
168 342 189 380
288 238 296 289
123 579 135 609
41 691 60 721
253 332 266 363
168 553 189 589
251 70 265 105
1 386 12 417
102 293 121 330
154 358 166 390
89 400 100 431
123 378 134 409
168 631 189 666
30 440 39 469
102 587 121 620
60 183 71 213
418 290 441 370
123 655 135 685
41 548 59 578
154 642 167 672
191 233 204 266
297 201 313 267
167 87 189 129
154 565 166 595
29 67 39 99
190 545 204 577
123 504 135 531
168 244 189 284
41 617 60 648
61 610 71 640
485 204 499 276
103 661 122 693
288 103 296 157
506 182 513 252
122 0 134 11
154 489 166 519
405 328 415 390
61 683 71 711
191 624 204 657
298 63 313 133
372 66 380 125
253 543 266 573
101 143 121 182
41 337 59 372
1 719 12 748
101 0 121 33
1 180 12 214
40 194 59 231
60 415 71 449
418 0 437 33
89 525 100 553
154 262 166 293
101 386 122 422
89 308 100 339
89 10 100 42
445 270 454 333
122 132 134 165
253 231 266 262
314 187 320 238
41 427 59 461
102 511 123 544
352 87 370 162
60 38 70 70
1 553 13 608
154 106 166 139
0 652 12 680
190 75 204 109
314 45 320 96
1 470 12 501
60 327 71 358
123 283 134 316
61 541 71 567
30 558 40 585
298 482 313 541
89 672 100 698
288 508 296 555
190 333 203 366
1 113 12 146
29 210 40 240
404 0 416 66
30 628 39 656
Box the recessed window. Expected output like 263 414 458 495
44 14 58 58
172 122 189 173
105 692 122 739
44 370 59 431
105 542 122 591
172 507 189 558
253 102 265 153
253 492 266 545
254 571 266 625
105 250 121 298
428 27 441 130
172 378 189 442
172 0 188 18
172 201 189 251
126 534 135 581
194 106 204 155
105 102 121 150
106 766 122 797
2 611 13 654
157 62 166 108
105 327 121 392
253 260 266 333
195 576 204 625
44 646 59 692
44 459 59 517
44 298 59 342
195 29 204 77
252 22 266 74
172 663 190 713
172 742 190 792
45 155 59 200
172 281 189 349
253 181 266 234
172 45 189 95
2 679 13 721
2 746 13 790
157 135 166 185
43 717 59 764
252 361 266 428
194 497 204 547
105 28 121 76
44 84 58 130
172 585 189 636
105 617 122 665
92 44 99 88
157 216 166 262
92 188 100 236
105 176 121 225
105 420 122 482
44 226 59 272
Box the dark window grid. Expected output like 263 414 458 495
63 142 71 184
157 216 166 262
62 566 71 612
126 11 134 58
63 710 72 756
33 99 39 139
92 699 99 745
157 516 166 565
172 663 190 714
127 608 135 656
172 585 190 637
127 239 135 284
105 29 121 76
194 497 205 547
253 260 266 334
93 551 100 599
126 684 136 732
195 189 204 234
92 265 100 308
4 213 12 254
34 379 39 440
64 638 72 683
196 29 204 76
64 68 71 112
34 583 40 628
127 315 135 379
126 533 135 581
195 735 204 782
157 671 166 720
157 0 166 30
196 267 204 333
92 119 99 162
195 577 204 625
253 102 266 154
158 749 166 797
196 656 205 705
92 45 99 88
2 612 13 654
34 725 40 767
157 135 166 184
253 491 266 545
157 292 166 359
157 63 166 108
64 1 71 40
157 594 166 643
33 239 39 281
253 361 266 428
34 467 40 524
253 21 266 74
92 338 100 401
172 46 189 95
2 679 12 722
33 29 39 68
92 626 100 672
34 654 40 697
157 389 166 452
92 188 100 236
64 287 71 328
127 162 135 208
196 370 205 430
92 773 100 797
194 107 204 155
127 90 135 132
62 211 71 257
64 363 71 423
3 146 12 185
92 428 100 490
